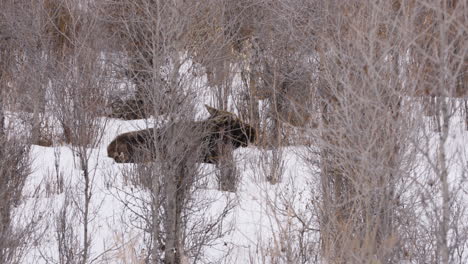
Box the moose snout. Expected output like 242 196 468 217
108 151 127 163
107 140 130 163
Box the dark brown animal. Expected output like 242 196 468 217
107 105 257 164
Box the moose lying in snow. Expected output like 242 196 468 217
107 105 257 164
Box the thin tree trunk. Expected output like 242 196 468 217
151 167 162 263
164 163 187 264
438 98 450 264
81 154 91 264
0 49 6 138
216 144 238 192
247 51 260 131
0 79 4 139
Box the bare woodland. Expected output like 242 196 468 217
0 0 467 263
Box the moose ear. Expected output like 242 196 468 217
205 105 219 116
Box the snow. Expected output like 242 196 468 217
18 104 468 263
17 106 315 264
9 78 467 263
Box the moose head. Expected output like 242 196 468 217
200 105 256 163
106 128 154 163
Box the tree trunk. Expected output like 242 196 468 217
216 144 238 192
0 49 6 138
164 161 191 264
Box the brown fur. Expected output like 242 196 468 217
107 106 256 164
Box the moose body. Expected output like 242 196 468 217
107 105 256 164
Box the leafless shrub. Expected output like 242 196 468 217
1 74 41 264
0 2 45 263
107 96 147 120
43 0 80 60
50 36 108 147
101 1 248 263
0 134 33 263
37 2 115 263
312 0 408 260
301 0 468 263
0 0 52 147
55 190 81 264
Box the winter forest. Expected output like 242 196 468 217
0 0 467 263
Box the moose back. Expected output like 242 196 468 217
107 105 256 164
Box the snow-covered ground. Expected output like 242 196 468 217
6 65 467 263
11 101 468 263
17 110 316 263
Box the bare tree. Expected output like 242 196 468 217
0 124 36 263
0 2 46 262
297 1 468 263
306 1 411 262
0 81 34 263
101 1 245 263
403 1 468 263
39 1 113 263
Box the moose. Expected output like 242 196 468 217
107 105 257 165
107 105 255 260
